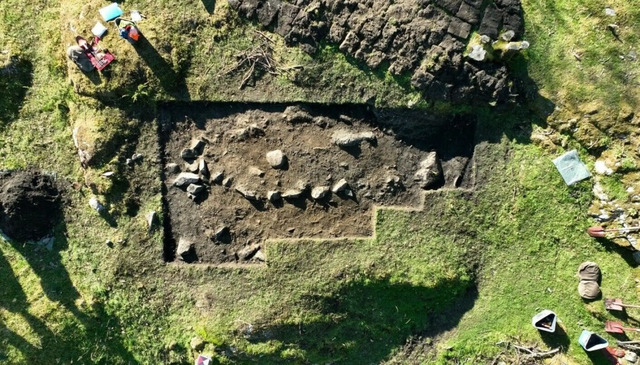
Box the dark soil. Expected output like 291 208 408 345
0 170 63 241
160 103 476 265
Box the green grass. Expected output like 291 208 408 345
2 0 640 364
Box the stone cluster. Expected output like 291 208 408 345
228 0 524 102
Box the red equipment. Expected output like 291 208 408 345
75 36 115 71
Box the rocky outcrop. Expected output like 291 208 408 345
228 0 525 103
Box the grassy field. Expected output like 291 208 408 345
2 0 640 364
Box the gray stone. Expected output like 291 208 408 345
89 197 105 213
248 166 265 177
282 189 304 199
165 163 180 174
187 184 205 195
131 153 144 162
501 30 515 42
210 171 224 184
414 152 443 189
283 106 313 123
185 161 199 173
267 190 281 202
190 139 206 155
238 244 260 260
331 130 376 147
145 211 157 231
331 178 349 193
253 250 266 262
468 45 487 61
214 226 230 241
181 148 196 160
311 186 331 200
235 186 259 201
176 238 194 260
447 18 472 39
38 236 54 251
266 150 287 169
199 159 209 177
222 176 234 187
173 173 200 188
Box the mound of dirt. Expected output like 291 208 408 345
0 170 62 241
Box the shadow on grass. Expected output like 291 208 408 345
239 277 476 364
594 237 638 268
0 224 137 363
202 0 215 14
133 34 190 100
0 57 33 125
539 325 570 352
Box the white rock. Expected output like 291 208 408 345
468 45 486 61
173 172 200 187
332 179 349 193
594 160 613 175
311 186 331 200
331 130 376 147
605 7 616 16
266 150 287 169
89 197 105 213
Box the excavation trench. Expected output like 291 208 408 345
158 102 476 265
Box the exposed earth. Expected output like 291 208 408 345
161 103 476 264
0 170 62 241
229 0 524 102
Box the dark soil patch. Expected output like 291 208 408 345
0 170 63 241
160 103 476 264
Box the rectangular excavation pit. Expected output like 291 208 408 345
159 103 476 265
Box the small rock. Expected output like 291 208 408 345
267 190 281 202
235 186 259 201
101 171 115 178
282 189 304 199
38 236 54 251
222 176 233 187
248 166 265 177
199 160 209 177
165 163 180 174
266 150 287 169
501 30 515 42
480 35 491 43
414 152 443 189
296 180 310 191
185 161 199 173
605 7 616 16
105 239 114 248
125 158 133 166
253 250 266 262
238 244 260 260
181 148 196 160
332 179 349 193
339 162 349 169
311 186 331 200
89 197 105 213
190 139 206 155
594 160 613 175
210 171 224 184
173 172 200 188
145 211 157 231
287 227 295 233
214 226 230 242
176 238 194 260
331 130 376 147
187 184 205 195
283 105 313 123
468 45 486 61
131 153 144 162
